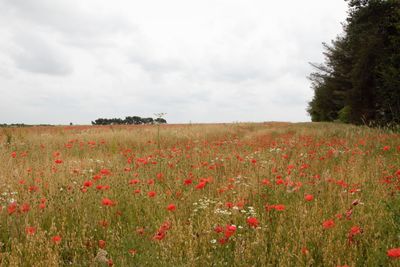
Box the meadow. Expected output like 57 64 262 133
0 122 399 266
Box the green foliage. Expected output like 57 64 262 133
338 105 351 123
308 0 400 126
91 116 166 125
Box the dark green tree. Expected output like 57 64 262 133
308 0 400 126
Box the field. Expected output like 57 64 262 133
0 122 399 266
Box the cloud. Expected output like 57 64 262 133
10 32 72 75
0 0 349 124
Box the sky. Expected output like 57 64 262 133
0 0 348 125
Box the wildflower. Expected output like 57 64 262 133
247 217 259 228
83 180 93 187
102 198 115 206
28 185 39 192
274 204 286 211
218 237 229 244
301 247 309 255
387 248 400 258
214 225 223 233
7 202 17 215
153 231 166 240
336 213 343 220
225 202 234 208
156 173 164 180
98 240 106 249
345 209 353 220
147 191 156 197
224 225 237 238
93 174 102 181
54 159 63 164
21 203 30 213
184 179 192 185
349 226 362 236
167 204 176 211
25 226 36 235
305 194 314 201
262 179 271 186
129 179 140 185
100 169 111 176
348 225 362 243
196 181 207 189
99 220 109 228
159 221 171 232
11 152 17 158
52 235 62 244
322 219 335 229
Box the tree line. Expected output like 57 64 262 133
91 116 167 125
308 0 400 126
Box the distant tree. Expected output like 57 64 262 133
142 117 154 124
155 118 167 124
92 116 165 125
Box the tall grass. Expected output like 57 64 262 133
0 122 399 266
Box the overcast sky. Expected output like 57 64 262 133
0 0 348 124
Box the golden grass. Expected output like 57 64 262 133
0 122 399 266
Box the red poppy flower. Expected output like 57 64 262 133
129 179 140 185
218 237 228 245
153 231 166 240
7 202 17 215
147 191 156 197
225 202 234 208
83 180 93 187
52 235 62 244
97 220 108 227
195 181 207 189
388 248 400 258
100 169 111 176
102 198 115 206
21 203 30 213
214 225 223 233
98 240 106 248
247 217 259 228
274 204 286 211
25 226 36 235
349 226 362 236
224 225 237 238
322 219 335 229
305 194 314 201
167 204 176 211
301 247 309 255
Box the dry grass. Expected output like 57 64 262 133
0 122 399 266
